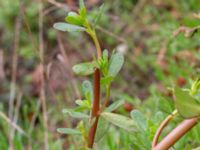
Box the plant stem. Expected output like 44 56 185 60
87 28 102 148
153 117 199 150
88 29 102 59
152 110 177 148
88 69 100 148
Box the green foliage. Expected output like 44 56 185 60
75 99 91 110
53 22 86 32
100 76 113 86
93 4 105 28
62 108 89 119
190 78 200 96
105 100 124 112
101 112 138 132
108 52 124 77
174 86 200 118
57 128 81 135
131 110 147 131
95 117 109 142
79 0 87 18
82 80 93 102
1 0 200 149
65 12 85 26
72 61 97 76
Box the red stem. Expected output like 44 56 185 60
153 117 199 150
88 69 100 148
152 114 174 148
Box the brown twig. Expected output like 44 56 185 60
153 117 199 150
48 0 69 11
0 50 5 80
38 1 49 150
88 69 101 148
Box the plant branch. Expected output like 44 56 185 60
152 110 177 148
88 69 100 148
89 30 102 59
153 117 199 150
38 1 49 150
87 24 102 148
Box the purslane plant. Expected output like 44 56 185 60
53 1 138 149
54 1 200 149
152 79 200 150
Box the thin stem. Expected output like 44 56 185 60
152 110 177 148
153 117 199 150
91 31 102 59
39 1 49 150
87 28 102 59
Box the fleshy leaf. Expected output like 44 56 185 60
94 4 105 28
75 99 91 109
53 22 86 32
65 12 84 26
82 80 93 102
109 52 124 77
62 109 89 119
95 116 109 142
101 112 137 132
100 76 113 85
57 128 81 135
190 78 200 96
72 62 97 76
105 100 124 112
174 86 200 118
131 110 147 131
79 0 87 18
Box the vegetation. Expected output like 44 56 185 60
0 0 200 149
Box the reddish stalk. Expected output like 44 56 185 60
153 117 199 150
88 69 101 148
152 115 173 148
152 110 177 147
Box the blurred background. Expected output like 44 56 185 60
0 0 200 149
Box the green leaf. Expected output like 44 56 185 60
190 78 200 96
94 4 105 28
79 0 87 18
98 50 109 76
109 52 124 77
131 110 147 131
62 109 89 119
103 49 108 59
95 116 109 142
82 80 93 102
65 12 84 26
53 22 86 32
101 112 138 132
174 86 200 118
72 61 97 76
106 100 124 112
100 76 113 85
57 128 81 135
75 99 91 109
